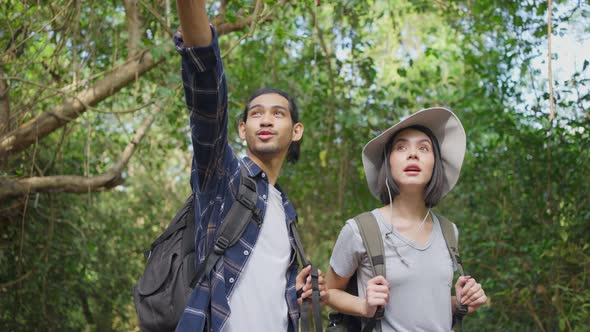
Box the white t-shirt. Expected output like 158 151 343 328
223 184 291 331
330 209 458 332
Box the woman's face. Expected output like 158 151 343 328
388 128 435 192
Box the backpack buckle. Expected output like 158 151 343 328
214 237 229 255
327 312 344 327
456 303 468 317
455 253 463 266
237 191 256 210
374 306 385 320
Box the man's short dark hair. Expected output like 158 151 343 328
377 125 445 207
241 88 301 163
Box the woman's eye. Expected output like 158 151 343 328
419 146 429 152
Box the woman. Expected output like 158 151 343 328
326 107 487 331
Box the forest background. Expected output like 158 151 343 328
1 0 589 331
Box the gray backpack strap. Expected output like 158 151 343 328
354 212 386 278
436 213 468 332
436 214 464 276
354 212 385 332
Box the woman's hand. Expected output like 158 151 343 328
455 276 487 313
364 275 389 317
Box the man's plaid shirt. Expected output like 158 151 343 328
174 27 301 332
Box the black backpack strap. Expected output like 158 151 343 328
189 165 259 288
437 213 468 332
289 220 322 332
181 194 197 287
354 212 385 332
181 194 196 256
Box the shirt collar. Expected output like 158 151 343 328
241 156 264 178
241 156 297 220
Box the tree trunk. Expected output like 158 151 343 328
0 69 10 136
124 0 142 58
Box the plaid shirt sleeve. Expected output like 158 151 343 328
175 26 236 193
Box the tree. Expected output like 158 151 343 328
0 0 284 200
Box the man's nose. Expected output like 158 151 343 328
260 111 273 126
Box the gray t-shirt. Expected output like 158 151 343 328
224 184 290 331
329 209 457 332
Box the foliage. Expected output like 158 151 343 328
1 0 589 331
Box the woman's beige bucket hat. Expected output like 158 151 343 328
362 107 466 200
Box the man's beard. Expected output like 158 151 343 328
251 143 282 157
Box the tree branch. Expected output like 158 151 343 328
221 0 266 57
0 48 163 160
0 19 271 160
0 104 160 200
308 4 336 143
77 286 95 326
547 0 555 122
213 15 273 36
139 0 175 37
0 69 10 136
124 0 142 58
0 269 33 289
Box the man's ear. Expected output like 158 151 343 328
291 123 304 142
238 121 246 140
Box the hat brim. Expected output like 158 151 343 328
362 107 466 201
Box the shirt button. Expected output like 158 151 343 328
229 277 235 283
243 250 249 256
261 172 266 178
262 194 267 200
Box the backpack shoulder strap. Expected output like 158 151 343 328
354 212 385 332
189 165 259 288
354 212 386 278
436 213 465 276
289 220 322 332
289 219 309 267
436 213 469 331
181 194 196 257
211 166 260 249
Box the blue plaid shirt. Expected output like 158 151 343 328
174 27 300 332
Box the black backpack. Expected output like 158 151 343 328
132 192 196 332
133 166 322 332
326 211 467 332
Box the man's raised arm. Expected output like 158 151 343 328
174 0 231 193
176 0 212 46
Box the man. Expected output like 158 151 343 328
174 1 326 331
